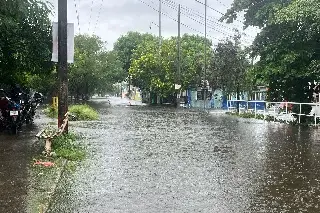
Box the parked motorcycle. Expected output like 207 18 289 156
0 89 23 134
24 92 43 124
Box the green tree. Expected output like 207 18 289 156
113 31 155 74
69 34 124 100
222 0 320 115
179 34 213 90
0 0 53 86
211 35 250 95
129 34 214 98
95 50 125 95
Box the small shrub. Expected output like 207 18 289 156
43 106 58 118
69 104 98 121
52 133 86 161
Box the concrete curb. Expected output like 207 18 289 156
43 158 68 213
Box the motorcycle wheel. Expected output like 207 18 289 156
26 117 31 124
11 124 18 134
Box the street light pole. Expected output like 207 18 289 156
58 0 68 132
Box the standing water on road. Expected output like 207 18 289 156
48 98 320 213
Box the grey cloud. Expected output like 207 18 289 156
48 0 258 50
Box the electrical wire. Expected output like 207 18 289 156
88 0 94 33
73 0 81 34
163 0 255 40
138 0 223 42
93 0 104 34
162 0 237 38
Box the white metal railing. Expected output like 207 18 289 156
227 100 320 126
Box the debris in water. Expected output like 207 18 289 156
33 160 55 167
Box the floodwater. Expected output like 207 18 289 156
0 114 46 213
2 97 320 212
45 97 320 213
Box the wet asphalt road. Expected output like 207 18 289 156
0 113 47 213
46 97 320 213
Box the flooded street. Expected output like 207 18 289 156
45 98 320 212
0 115 46 213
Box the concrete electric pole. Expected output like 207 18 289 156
58 0 68 132
178 4 181 83
203 0 207 110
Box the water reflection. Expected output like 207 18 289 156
48 101 320 212
0 126 38 213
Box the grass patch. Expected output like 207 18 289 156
43 104 99 121
226 111 275 121
43 105 58 118
51 132 86 161
69 104 98 121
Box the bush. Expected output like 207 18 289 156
52 133 86 161
44 104 99 121
43 105 58 118
69 104 98 120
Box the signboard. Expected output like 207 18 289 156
51 22 75 63
175 84 181 90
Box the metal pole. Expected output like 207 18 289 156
178 4 181 83
203 0 207 110
157 0 162 105
58 0 68 132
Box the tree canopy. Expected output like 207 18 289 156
128 34 214 97
0 0 53 85
69 34 125 99
222 0 320 110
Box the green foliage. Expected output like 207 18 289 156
0 0 53 86
69 34 125 98
43 106 58 118
223 0 320 115
129 34 214 97
69 104 99 121
114 31 155 73
52 133 86 161
210 33 250 93
44 104 98 121
26 70 57 96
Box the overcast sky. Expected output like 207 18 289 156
48 0 259 50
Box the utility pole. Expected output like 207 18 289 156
203 0 207 110
177 4 181 83
175 4 181 107
157 0 162 105
58 0 68 132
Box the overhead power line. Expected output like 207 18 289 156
93 0 104 34
138 0 223 42
194 0 223 15
164 0 237 31
194 0 244 25
73 0 81 34
162 0 236 38
156 0 252 44
88 0 94 32
163 0 255 40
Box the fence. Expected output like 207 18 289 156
227 100 320 126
